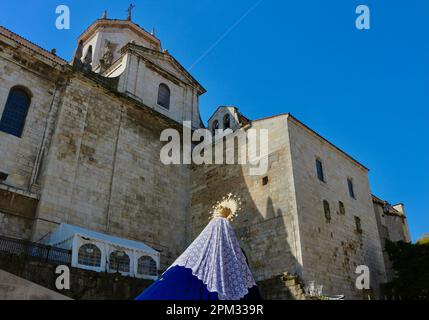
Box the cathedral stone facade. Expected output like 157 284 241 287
0 17 410 299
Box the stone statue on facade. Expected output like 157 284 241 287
103 40 114 65
99 40 116 73
127 4 135 21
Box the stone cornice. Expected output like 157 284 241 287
0 25 67 66
122 43 206 95
252 113 370 172
77 19 161 50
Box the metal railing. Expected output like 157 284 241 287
0 235 72 265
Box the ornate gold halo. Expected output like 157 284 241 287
210 193 243 222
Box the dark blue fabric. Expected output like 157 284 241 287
135 266 262 301
136 266 218 301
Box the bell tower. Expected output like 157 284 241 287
71 9 206 130
72 11 161 73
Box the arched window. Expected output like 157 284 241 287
137 256 157 276
212 120 219 136
109 250 130 273
78 244 101 267
0 86 31 138
223 114 231 129
157 83 170 109
323 200 331 222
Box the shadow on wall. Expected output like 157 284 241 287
190 137 303 300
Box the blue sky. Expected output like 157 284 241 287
0 1 428 241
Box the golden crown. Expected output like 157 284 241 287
210 193 243 222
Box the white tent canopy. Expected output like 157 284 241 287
45 223 160 280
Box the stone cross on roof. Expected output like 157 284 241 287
127 4 135 21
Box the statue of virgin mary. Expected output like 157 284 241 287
136 194 261 300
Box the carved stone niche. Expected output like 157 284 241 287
99 40 117 74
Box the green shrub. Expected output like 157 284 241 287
383 240 429 299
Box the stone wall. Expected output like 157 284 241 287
0 187 37 240
0 30 193 269
191 114 389 299
287 116 386 299
117 48 202 129
191 116 302 282
383 213 410 243
0 37 65 191
257 273 306 300
0 269 70 300
32 74 191 269
0 252 151 300
0 32 67 241
373 199 410 282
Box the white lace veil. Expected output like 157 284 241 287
170 217 256 300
